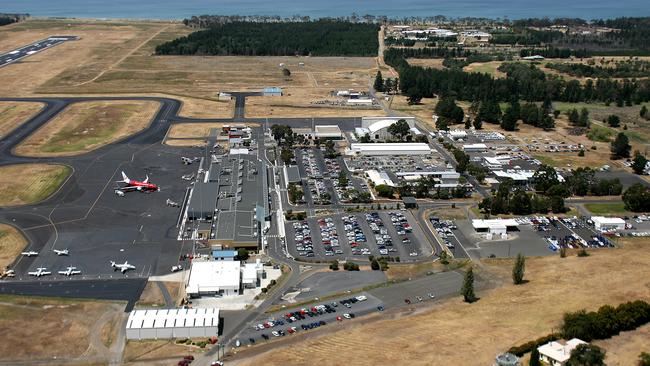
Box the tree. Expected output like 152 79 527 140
329 260 339 271
607 114 621 127
387 119 411 140
477 99 502 124
641 105 649 119
611 132 631 159
473 117 483 130
566 344 606 366
501 103 519 131
439 250 449 265
579 108 590 127
512 253 526 285
338 171 349 187
370 259 380 270
568 108 580 125
280 148 294 165
237 248 249 261
435 97 465 124
464 118 471 129
639 352 650 366
373 70 384 92
282 68 291 77
375 184 394 198
406 86 423 105
530 346 541 366
538 113 555 130
622 183 650 212
631 151 648 175
460 268 477 303
533 165 559 193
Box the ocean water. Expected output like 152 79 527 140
1 0 649 20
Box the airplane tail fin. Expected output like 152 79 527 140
121 172 130 184
143 175 149 184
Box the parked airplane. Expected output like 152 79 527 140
182 173 195 181
53 249 69 256
21 251 38 257
116 171 159 193
58 266 81 276
110 261 136 273
181 157 193 165
28 267 51 277
0 269 15 278
166 199 180 207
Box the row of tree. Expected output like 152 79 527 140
385 49 650 105
156 21 379 56
546 60 650 78
519 47 590 59
562 300 650 342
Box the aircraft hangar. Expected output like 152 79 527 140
125 308 220 340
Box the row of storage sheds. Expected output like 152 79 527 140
126 308 220 340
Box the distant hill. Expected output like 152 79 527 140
155 20 379 57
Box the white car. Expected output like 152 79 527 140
272 331 280 337
343 313 352 319
355 295 367 302
171 265 183 272
409 252 418 257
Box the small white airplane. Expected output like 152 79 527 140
181 173 194 181
58 266 81 276
181 157 193 165
166 199 180 207
28 267 51 277
53 249 69 256
21 251 38 257
110 261 136 274
1 269 15 278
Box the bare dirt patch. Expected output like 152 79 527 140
0 224 27 269
389 95 438 124
123 340 199 365
246 93 385 118
0 164 70 206
166 122 258 139
406 58 445 69
163 138 207 147
177 97 233 119
15 100 159 157
135 281 166 308
0 295 122 362
232 238 650 366
0 101 44 138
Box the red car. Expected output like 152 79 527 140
336 316 343 321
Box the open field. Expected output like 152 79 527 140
164 138 207 147
406 58 445 69
15 100 159 157
0 164 71 206
135 281 166 308
0 224 27 269
177 97 233 119
594 323 650 366
123 339 200 365
233 238 650 366
0 295 123 362
584 202 631 215
167 122 257 139
0 101 43 138
464 61 506 77
0 19 175 96
389 95 438 124
246 93 385 118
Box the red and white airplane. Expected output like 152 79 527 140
115 171 160 195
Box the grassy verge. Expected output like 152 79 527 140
0 164 71 206
584 202 630 216
587 125 616 142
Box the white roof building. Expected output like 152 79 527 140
347 98 373 105
493 170 536 182
355 127 371 137
349 143 432 156
314 125 342 139
126 308 220 340
186 260 241 297
463 143 488 152
366 170 396 187
591 216 626 231
472 219 519 235
242 260 264 288
449 130 467 140
537 338 587 366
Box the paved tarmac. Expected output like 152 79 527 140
0 36 77 68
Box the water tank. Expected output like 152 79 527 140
495 352 520 366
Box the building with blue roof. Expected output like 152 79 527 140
262 87 283 96
212 250 237 261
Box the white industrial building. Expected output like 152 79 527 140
472 219 519 235
359 116 417 140
463 143 488 152
348 143 432 156
347 98 373 106
125 308 220 340
591 216 626 231
396 171 460 186
366 170 396 187
242 261 264 288
294 125 343 140
448 130 468 140
186 259 266 298
537 338 587 366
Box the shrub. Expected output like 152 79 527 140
562 300 650 342
577 248 589 257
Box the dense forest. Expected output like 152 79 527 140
546 60 650 78
384 48 650 104
155 21 379 56
0 13 28 27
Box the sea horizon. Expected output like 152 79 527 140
2 0 650 21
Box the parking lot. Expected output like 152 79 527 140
286 210 432 262
235 293 384 347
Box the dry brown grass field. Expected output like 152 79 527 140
135 281 166 308
0 295 123 361
594 323 650 366
163 138 207 147
15 100 159 156
406 58 445 69
0 164 70 206
123 339 200 365
389 95 438 124
0 224 27 269
0 101 44 138
232 238 650 366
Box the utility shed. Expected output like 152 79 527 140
126 308 220 340
262 87 282 96
187 182 219 221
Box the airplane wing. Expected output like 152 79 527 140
119 186 139 191
28 272 38 275
121 267 127 273
42 272 51 275
72 271 81 275
57 271 68 275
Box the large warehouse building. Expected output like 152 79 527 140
357 116 417 140
187 182 219 221
348 143 432 156
126 308 220 340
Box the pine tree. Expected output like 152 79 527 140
611 132 631 159
473 117 482 130
579 108 590 127
464 118 471 129
641 105 648 119
631 151 648 175
373 71 384 92
568 108 580 125
461 268 477 303
530 346 541 366
512 253 526 285
607 114 620 128
501 104 519 131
